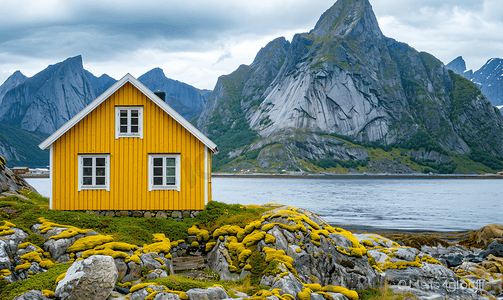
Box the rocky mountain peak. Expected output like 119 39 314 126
446 56 467 75
0 70 27 105
311 0 380 39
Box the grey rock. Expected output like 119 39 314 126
12 290 50 300
146 268 167 280
129 285 166 300
186 286 230 300
152 292 181 300
479 241 503 258
115 258 128 280
140 252 164 270
0 164 37 194
270 271 304 297
121 260 142 283
54 255 118 300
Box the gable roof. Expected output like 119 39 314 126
39 73 218 153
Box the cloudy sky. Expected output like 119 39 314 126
1 0 502 90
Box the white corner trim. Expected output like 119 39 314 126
49 144 53 210
38 73 218 153
204 146 208 205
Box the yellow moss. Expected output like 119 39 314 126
66 235 114 253
40 289 54 297
40 259 55 269
146 287 154 293
0 220 16 228
14 262 31 272
381 256 422 270
81 248 130 260
49 228 93 240
372 265 383 273
17 242 32 249
316 291 334 300
297 288 312 300
179 292 188 300
143 234 172 254
124 254 140 264
242 231 266 247
322 285 359 300
296 248 302 253
165 253 172 259
391 242 401 247
421 255 442 265
244 220 263 235
244 264 252 271
191 241 200 248
1 269 12 276
20 251 42 263
219 236 224 241
212 225 244 240
378 248 390 254
263 247 294 266
265 234 276 244
304 284 322 292
206 242 217 252
0 229 15 236
55 272 66 283
95 242 139 252
130 283 159 293
361 240 374 247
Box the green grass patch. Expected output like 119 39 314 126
0 263 72 300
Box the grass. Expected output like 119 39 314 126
0 263 72 300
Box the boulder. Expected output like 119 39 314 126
186 286 230 300
479 241 503 258
460 224 503 248
269 271 304 297
54 255 118 300
121 260 142 283
129 284 166 300
12 290 51 300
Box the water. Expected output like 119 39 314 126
26 177 503 231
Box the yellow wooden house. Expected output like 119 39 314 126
39 73 218 211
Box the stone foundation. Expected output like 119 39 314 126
74 210 201 220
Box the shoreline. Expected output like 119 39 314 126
213 173 503 179
20 173 503 179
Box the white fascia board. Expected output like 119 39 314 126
38 73 218 153
127 77 219 153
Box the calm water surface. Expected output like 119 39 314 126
27 177 502 231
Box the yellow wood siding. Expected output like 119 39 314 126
52 82 210 211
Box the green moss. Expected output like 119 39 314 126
0 263 72 300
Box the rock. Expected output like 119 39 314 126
115 258 128 280
460 224 503 248
122 260 142 283
12 290 51 300
151 292 181 300
444 254 464 268
129 284 166 300
0 164 37 193
172 211 182 219
140 252 164 270
146 268 167 280
479 241 503 258
54 255 118 300
156 211 168 219
270 271 304 297
485 279 502 294
186 286 230 300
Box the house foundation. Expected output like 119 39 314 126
72 210 201 220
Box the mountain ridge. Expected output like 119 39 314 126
197 0 503 173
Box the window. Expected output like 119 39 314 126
115 106 143 138
149 155 180 191
78 155 110 191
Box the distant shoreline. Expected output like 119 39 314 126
213 173 503 179
21 173 503 179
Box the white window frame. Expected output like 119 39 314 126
78 154 110 191
115 106 143 139
149 154 181 192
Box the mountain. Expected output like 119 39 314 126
0 57 211 166
0 55 96 134
84 70 117 97
198 0 503 173
0 71 27 105
138 68 208 120
447 56 503 106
